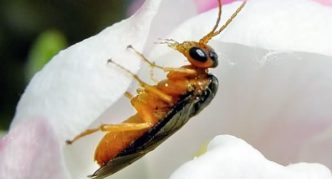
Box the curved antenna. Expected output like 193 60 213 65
199 0 247 45
199 0 222 45
212 1 246 37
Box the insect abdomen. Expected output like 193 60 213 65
90 75 218 179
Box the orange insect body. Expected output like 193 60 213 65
66 0 246 178
95 66 210 166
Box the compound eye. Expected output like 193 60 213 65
189 47 207 62
209 50 218 67
209 50 218 61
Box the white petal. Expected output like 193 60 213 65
143 42 332 178
141 1 332 178
157 0 332 57
7 0 332 178
0 118 70 179
12 0 162 144
170 135 331 179
7 0 163 178
143 0 197 51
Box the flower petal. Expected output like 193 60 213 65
160 0 332 56
170 135 331 179
143 0 198 51
6 0 164 178
143 42 332 178
12 0 163 144
0 118 69 179
193 0 235 13
6 0 332 178
314 0 332 6
138 1 332 178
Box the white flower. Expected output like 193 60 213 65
1 0 331 179
170 135 331 179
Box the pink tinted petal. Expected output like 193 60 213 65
194 0 235 13
144 1 332 177
127 0 145 16
313 0 332 6
300 131 332 168
0 118 69 179
147 42 332 177
256 120 331 164
168 0 332 56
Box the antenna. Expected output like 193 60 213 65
199 0 247 44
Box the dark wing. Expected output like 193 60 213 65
89 75 218 179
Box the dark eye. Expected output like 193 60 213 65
189 47 207 62
209 51 218 61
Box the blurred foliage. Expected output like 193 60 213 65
0 131 5 137
0 0 133 130
25 30 67 81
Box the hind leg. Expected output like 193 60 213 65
66 94 160 145
66 120 152 145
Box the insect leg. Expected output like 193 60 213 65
127 45 160 82
100 122 151 132
66 122 152 145
108 59 173 103
124 91 134 100
66 105 155 145
127 45 159 68
127 45 197 77
107 58 147 87
66 127 100 144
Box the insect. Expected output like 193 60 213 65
66 0 246 178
